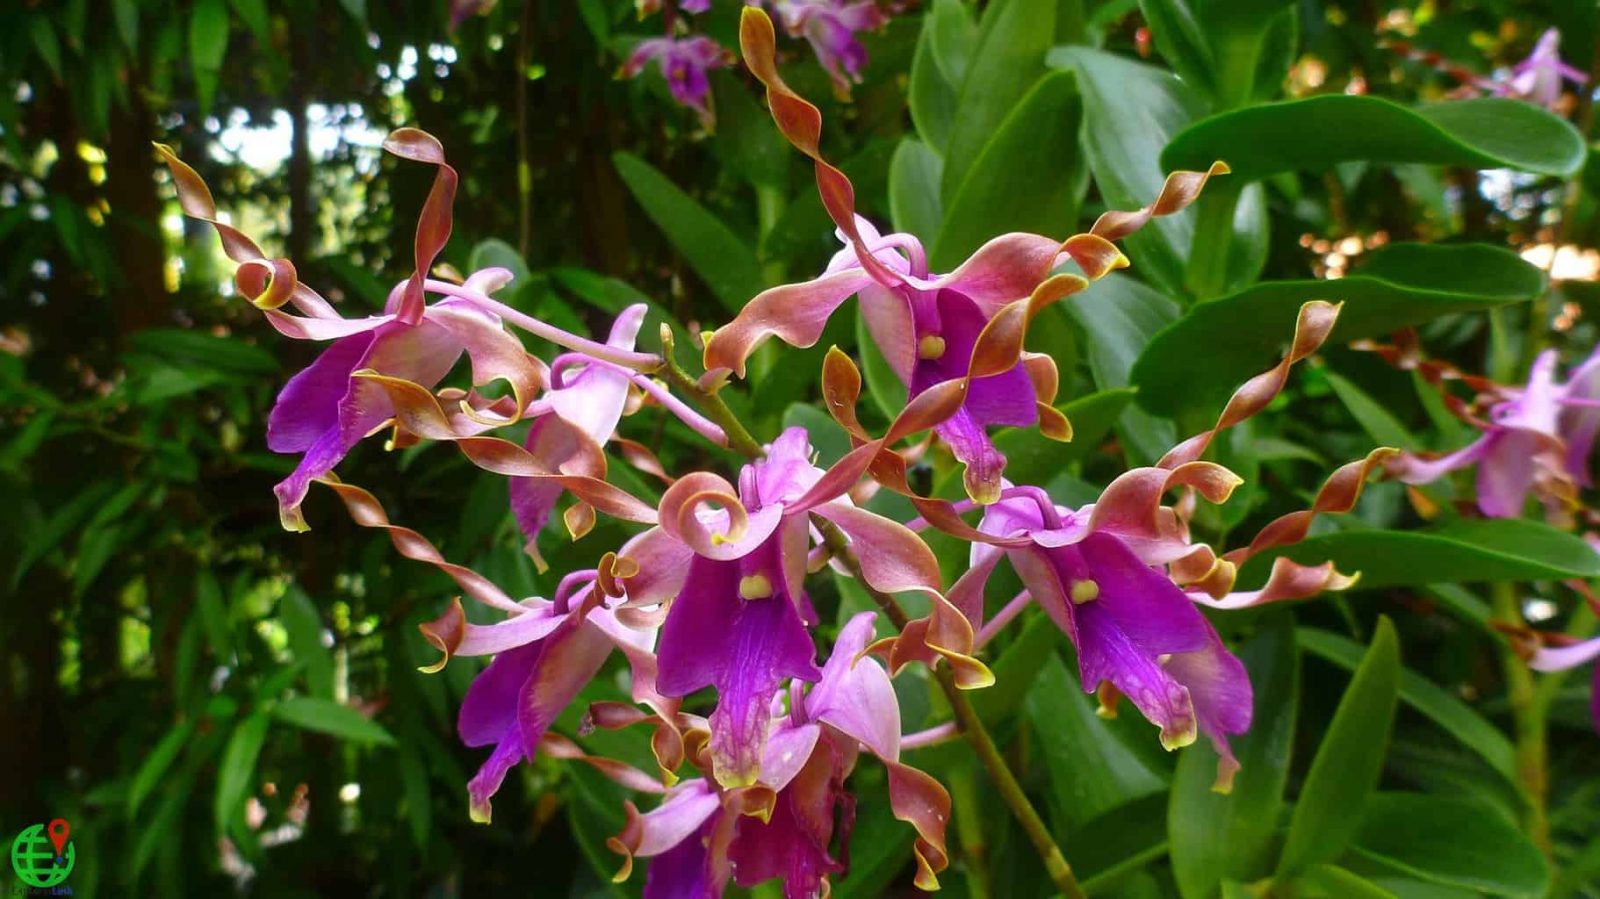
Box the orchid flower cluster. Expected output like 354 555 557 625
624 0 889 125
1357 332 1600 730
1390 27 1588 113
161 8 1401 895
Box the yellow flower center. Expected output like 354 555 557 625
1070 578 1100 604
738 573 774 600
917 334 946 360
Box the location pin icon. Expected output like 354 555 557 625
47 819 69 858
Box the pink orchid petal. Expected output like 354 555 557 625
806 611 901 760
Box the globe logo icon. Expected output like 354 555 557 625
10 823 74 889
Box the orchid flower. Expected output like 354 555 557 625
609 613 951 896
618 427 943 787
1530 635 1600 733
622 35 733 127
1389 345 1600 520
764 0 889 95
636 0 711 17
510 304 648 565
707 8 1224 503
1498 28 1588 111
875 302 1391 789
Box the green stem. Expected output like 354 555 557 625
658 329 1086 899
1183 179 1242 302
1491 581 1551 854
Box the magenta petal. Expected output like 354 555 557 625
644 816 720 899
805 611 900 760
510 416 576 546
266 332 376 453
657 547 821 786
1476 431 1537 518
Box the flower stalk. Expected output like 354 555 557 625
1492 581 1552 853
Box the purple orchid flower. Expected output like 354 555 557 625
622 35 732 127
1530 634 1600 732
1391 346 1600 520
764 0 888 94
510 304 647 565
1499 28 1589 112
617 427 944 787
610 612 951 896
951 481 1255 787
430 562 672 823
708 9 1222 504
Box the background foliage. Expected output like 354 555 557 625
3 0 1599 896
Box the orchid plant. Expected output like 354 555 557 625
116 2 1600 897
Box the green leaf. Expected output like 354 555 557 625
129 328 279 376
888 137 944 240
1027 655 1167 829
1130 243 1543 418
928 0 978 87
1242 518 1600 589
781 403 851 468
1136 0 1214 96
1349 793 1549 897
227 0 269 43
14 481 116 588
830 777 915 899
1162 96 1586 180
908 13 959 151
279 587 334 699
128 721 194 819
31 16 63 81
991 387 1134 486
932 69 1082 269
612 152 766 314
1283 864 1400 899
1276 616 1400 877
214 711 270 831
114 0 139 50
1325 371 1420 451
941 0 1056 197
1063 274 1179 462
1299 628 1516 785
273 696 397 746
188 0 230 115
1170 615 1299 899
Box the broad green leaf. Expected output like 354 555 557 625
1027 655 1167 829
1051 45 1266 296
888 137 944 240
928 0 978 86
1325 371 1420 451
991 387 1135 486
114 0 139 50
214 711 270 831
1131 243 1543 418
908 13 959 151
781 403 851 468
830 777 915 899
1277 617 1400 877
273 696 397 746
1162 96 1586 180
1242 518 1600 589
941 0 1056 197
932 69 1082 269
612 152 765 314
188 0 230 115
712 73 790 190
31 16 63 82
1170 615 1299 899
128 721 194 819
1299 628 1515 784
1064 274 1179 462
1136 0 1213 96
129 329 279 376
1349 793 1549 897
1284 864 1400 899
466 238 532 288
